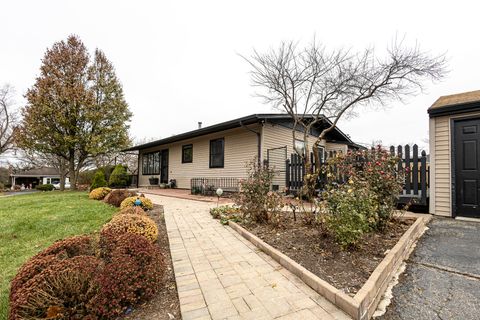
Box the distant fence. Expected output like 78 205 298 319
285 144 429 206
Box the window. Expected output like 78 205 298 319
142 151 160 175
294 139 305 156
182 144 193 163
209 138 224 168
318 146 326 164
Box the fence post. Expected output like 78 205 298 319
412 144 419 195
405 144 411 194
420 150 427 206
285 159 290 193
397 145 403 174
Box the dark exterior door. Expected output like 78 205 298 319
454 118 480 217
160 149 169 184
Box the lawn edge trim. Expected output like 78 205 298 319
228 215 432 320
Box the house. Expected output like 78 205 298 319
9 167 69 189
125 114 361 191
428 90 480 218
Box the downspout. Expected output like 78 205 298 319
240 120 263 166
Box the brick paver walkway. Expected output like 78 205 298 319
148 194 350 320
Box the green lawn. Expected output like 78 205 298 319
0 191 117 320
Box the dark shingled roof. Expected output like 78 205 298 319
123 113 356 151
11 167 60 177
428 90 480 117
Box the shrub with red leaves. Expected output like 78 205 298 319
103 189 137 207
93 233 165 318
9 235 97 301
9 256 103 320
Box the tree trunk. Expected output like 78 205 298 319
69 154 77 191
57 157 67 191
313 141 321 173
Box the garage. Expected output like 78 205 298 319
429 90 480 218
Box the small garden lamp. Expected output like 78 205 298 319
216 188 223 207
134 197 142 207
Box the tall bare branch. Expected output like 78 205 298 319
243 37 448 170
0 84 18 155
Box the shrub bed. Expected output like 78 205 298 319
94 233 165 318
10 256 102 320
115 206 147 216
103 189 137 207
88 187 112 200
120 196 154 211
35 184 54 191
9 204 165 319
101 214 159 243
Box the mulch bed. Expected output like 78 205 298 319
123 205 181 319
242 214 415 296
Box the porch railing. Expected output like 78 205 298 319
190 177 240 195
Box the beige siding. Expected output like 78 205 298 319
139 125 260 189
325 142 348 155
430 111 480 216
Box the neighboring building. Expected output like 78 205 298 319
125 114 362 191
9 167 69 188
428 90 480 218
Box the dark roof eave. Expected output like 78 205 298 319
428 101 480 118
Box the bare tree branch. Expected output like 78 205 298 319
243 37 448 170
0 84 18 155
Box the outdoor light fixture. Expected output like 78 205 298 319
216 188 223 207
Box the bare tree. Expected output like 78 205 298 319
0 84 18 155
243 37 447 170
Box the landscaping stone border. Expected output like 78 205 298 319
229 215 432 320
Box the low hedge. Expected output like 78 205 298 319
35 184 54 191
120 196 154 211
88 187 112 200
9 230 165 319
115 206 147 216
10 256 102 320
94 233 165 317
101 214 159 243
103 189 137 207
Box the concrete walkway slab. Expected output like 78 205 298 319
147 194 350 320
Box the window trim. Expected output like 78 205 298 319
182 144 193 163
209 138 225 168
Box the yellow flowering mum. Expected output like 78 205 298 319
101 213 158 242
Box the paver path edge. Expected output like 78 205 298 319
147 194 351 320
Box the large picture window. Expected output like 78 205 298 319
142 151 160 175
182 144 193 163
209 138 224 168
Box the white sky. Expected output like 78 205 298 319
1 0 479 154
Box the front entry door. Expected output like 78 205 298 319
160 149 169 184
454 118 480 217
